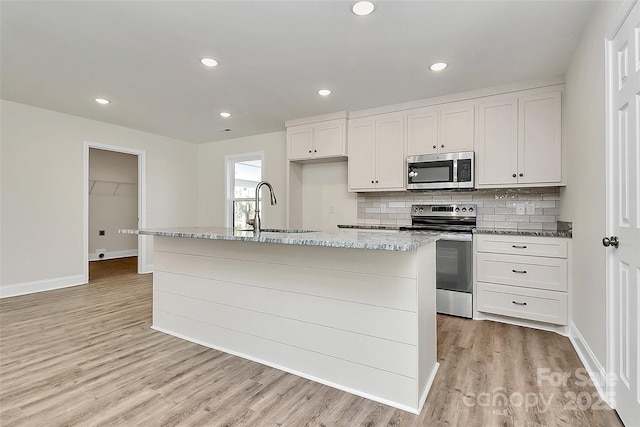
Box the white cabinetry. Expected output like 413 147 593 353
348 113 405 192
476 91 562 187
286 114 347 161
475 234 570 330
407 101 474 155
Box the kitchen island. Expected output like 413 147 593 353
121 227 440 414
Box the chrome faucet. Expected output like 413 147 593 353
252 181 277 233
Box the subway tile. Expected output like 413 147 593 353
433 195 452 202
397 219 412 226
544 208 560 216
495 207 515 215
364 218 381 225
478 207 496 215
542 222 559 231
518 222 543 230
388 201 406 208
481 214 506 222
494 221 518 230
365 207 380 213
476 221 495 229
529 215 557 223
505 214 531 222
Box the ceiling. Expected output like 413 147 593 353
0 1 595 144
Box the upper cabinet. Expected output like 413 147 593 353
407 101 474 155
476 90 562 188
348 113 405 192
286 113 347 161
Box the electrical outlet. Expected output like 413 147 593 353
380 204 387 213
99 230 105 236
526 202 536 215
515 203 525 215
329 205 335 214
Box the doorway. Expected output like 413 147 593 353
83 142 147 283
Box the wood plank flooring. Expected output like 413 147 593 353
0 257 623 426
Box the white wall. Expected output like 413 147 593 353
301 161 357 231
197 131 287 228
89 148 138 258
561 0 622 367
0 100 198 294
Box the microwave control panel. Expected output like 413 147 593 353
457 159 472 182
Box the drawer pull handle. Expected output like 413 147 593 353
512 269 527 274
512 245 527 249
512 301 527 306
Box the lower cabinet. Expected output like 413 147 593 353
474 234 570 327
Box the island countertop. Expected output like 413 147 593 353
121 226 440 252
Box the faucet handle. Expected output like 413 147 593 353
246 218 255 226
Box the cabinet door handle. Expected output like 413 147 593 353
308 150 312 153
512 269 527 274
512 301 527 306
512 245 527 249
441 144 444 148
433 145 437 149
519 173 524 177
512 173 517 178
375 180 379 183
314 149 317 153
371 180 374 184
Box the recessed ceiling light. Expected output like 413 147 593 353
94 98 110 105
430 62 448 71
318 89 332 96
219 112 231 118
352 1 375 16
200 57 219 67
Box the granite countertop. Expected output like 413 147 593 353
338 224 572 238
473 228 572 238
120 227 440 252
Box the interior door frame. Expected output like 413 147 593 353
604 0 638 408
83 141 147 282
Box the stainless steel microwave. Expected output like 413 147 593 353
407 151 474 190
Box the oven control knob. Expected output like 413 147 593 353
462 207 467 212
469 207 474 212
419 207 424 213
455 207 460 212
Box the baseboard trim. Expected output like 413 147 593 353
89 249 138 262
417 362 440 414
140 264 154 274
569 322 611 406
0 274 86 298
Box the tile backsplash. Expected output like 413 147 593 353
357 188 561 231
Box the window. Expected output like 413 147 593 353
226 153 263 230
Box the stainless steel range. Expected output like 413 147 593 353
401 204 476 318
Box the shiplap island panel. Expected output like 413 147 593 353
122 227 440 413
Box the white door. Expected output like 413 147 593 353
606 2 640 426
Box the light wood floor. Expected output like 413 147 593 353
0 257 623 426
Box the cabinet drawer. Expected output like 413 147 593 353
477 282 568 325
475 234 568 258
477 253 567 291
